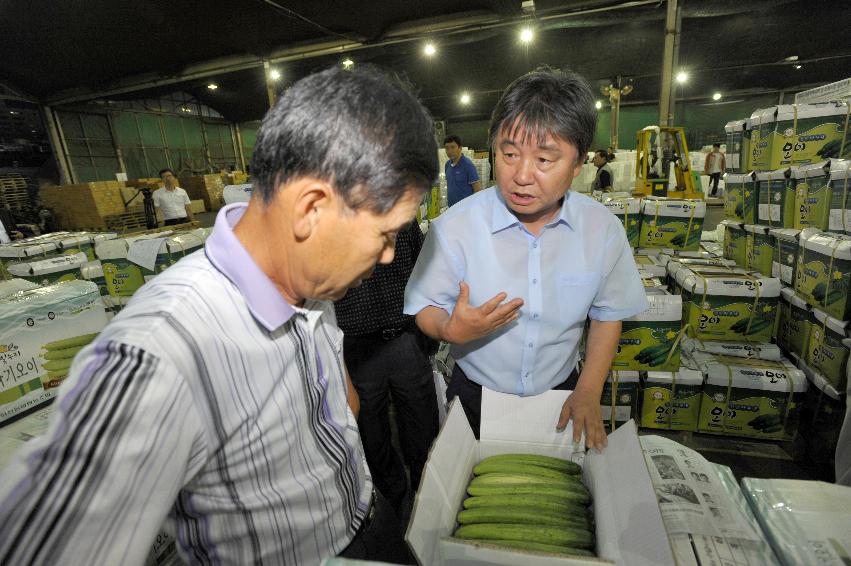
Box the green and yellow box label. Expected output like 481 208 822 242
641 383 702 431
613 321 681 371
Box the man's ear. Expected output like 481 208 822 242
290 179 334 241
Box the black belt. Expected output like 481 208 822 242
347 321 413 342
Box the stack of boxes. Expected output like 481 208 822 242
40 181 128 229
179 174 225 213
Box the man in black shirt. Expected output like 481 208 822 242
335 221 439 513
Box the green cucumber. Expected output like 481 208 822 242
473 462 576 481
476 453 580 475
457 507 590 529
467 484 591 505
43 332 99 351
470 473 579 488
463 495 587 516
42 358 73 372
455 523 595 549
42 346 83 361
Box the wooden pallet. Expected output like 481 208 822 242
104 210 149 232
0 173 31 209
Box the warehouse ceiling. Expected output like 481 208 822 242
2 0 851 122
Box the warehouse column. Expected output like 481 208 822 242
658 0 680 126
41 105 74 184
263 60 278 108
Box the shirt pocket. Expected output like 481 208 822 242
557 272 600 323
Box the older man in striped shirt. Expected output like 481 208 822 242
0 67 438 565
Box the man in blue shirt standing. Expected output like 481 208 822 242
405 68 647 449
444 135 481 206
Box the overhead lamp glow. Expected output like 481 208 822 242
207 83 218 90
519 27 534 43
342 58 354 69
675 71 688 84
269 69 281 81
460 93 471 105
9 111 18 115
712 92 722 101
423 42 436 57
180 106 192 113
595 100 603 110
784 55 799 62
794 64 803 70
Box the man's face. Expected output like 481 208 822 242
444 141 461 162
494 127 583 223
591 153 606 167
309 189 422 300
160 171 176 188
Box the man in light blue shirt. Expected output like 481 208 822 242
444 135 481 206
405 68 647 448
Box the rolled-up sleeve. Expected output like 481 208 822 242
466 160 480 184
589 225 648 321
404 224 464 317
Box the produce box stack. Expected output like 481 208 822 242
95 228 210 298
179 174 225 212
600 371 640 432
638 198 705 251
724 172 757 224
0 280 108 423
794 355 847 473
603 197 642 247
720 219 747 267
748 102 851 171
724 119 749 174
756 168 795 228
39 181 128 230
6 253 89 286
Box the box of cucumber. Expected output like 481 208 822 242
407 389 675 566
0 280 108 424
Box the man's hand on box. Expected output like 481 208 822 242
557 387 608 451
442 281 523 345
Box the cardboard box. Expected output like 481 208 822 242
189 199 206 214
0 280 108 423
179 175 225 212
613 294 681 371
756 169 795 228
795 229 851 319
406 390 675 566
6 252 88 286
744 224 773 276
603 198 641 247
641 368 704 431
40 181 129 230
724 173 757 224
638 199 706 251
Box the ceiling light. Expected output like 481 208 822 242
269 69 281 81
794 64 803 70
460 92 471 105
712 92 722 101
342 58 354 69
785 55 799 62
180 106 192 113
207 83 218 90
519 27 534 43
9 111 18 115
595 100 603 110
424 42 436 57
675 71 688 84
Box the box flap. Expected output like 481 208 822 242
586 422 676 566
480 389 583 451
406 399 476 566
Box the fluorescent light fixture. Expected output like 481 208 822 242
712 92 722 101
269 69 281 81
207 83 218 90
460 93 471 105
342 58 354 69
675 71 688 84
784 55 799 62
794 64 802 70
519 27 534 43
424 43 436 56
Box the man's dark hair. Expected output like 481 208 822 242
250 66 438 212
158 168 175 177
443 135 462 147
595 149 610 161
489 67 596 163
713 143 721 148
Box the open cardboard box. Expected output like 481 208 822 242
406 389 675 566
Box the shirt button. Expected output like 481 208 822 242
528 343 533 348
532 243 538 248
532 278 538 284
533 313 539 319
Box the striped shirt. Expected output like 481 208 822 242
0 203 372 565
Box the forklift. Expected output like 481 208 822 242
634 126 703 200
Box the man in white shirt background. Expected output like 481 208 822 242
153 168 194 225
704 143 726 197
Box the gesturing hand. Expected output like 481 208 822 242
443 281 524 345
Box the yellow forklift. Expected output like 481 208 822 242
634 126 704 199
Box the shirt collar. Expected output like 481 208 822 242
205 203 296 331
490 189 575 234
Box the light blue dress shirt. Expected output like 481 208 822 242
404 187 648 396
